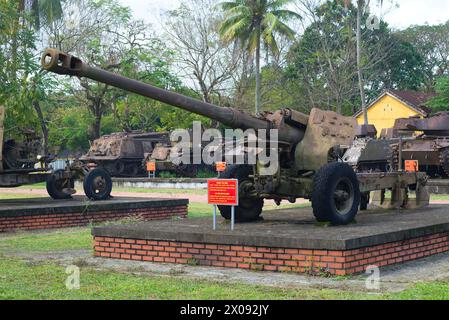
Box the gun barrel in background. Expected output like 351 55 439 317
41 48 305 144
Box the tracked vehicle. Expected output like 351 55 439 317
391 112 449 178
81 131 170 177
41 48 429 225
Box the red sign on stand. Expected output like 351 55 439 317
207 179 238 206
404 160 419 172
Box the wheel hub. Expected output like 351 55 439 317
332 177 355 215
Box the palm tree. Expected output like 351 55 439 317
219 0 300 114
20 0 64 29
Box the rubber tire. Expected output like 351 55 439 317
46 169 74 200
360 192 370 211
217 165 263 222
312 162 360 225
126 164 140 177
83 168 112 200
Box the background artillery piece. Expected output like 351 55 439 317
0 106 112 201
387 112 449 178
41 48 429 225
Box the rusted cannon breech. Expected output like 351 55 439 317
41 48 305 144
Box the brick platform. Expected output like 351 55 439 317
0 196 187 232
92 205 449 275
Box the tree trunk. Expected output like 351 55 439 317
255 24 261 115
32 100 49 156
93 113 102 139
357 0 368 125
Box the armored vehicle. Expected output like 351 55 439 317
0 106 112 201
81 131 170 177
41 48 428 225
391 112 449 178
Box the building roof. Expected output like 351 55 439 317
354 90 436 118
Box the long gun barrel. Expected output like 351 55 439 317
41 48 305 144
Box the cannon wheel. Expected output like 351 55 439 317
360 192 370 211
83 168 112 200
46 169 74 200
217 165 263 222
312 162 360 225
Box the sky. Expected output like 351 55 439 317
118 0 449 30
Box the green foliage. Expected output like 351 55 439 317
0 1 55 140
219 0 300 56
219 0 300 113
48 106 94 152
284 0 426 115
428 76 449 112
399 22 449 90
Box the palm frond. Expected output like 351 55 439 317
273 20 296 40
219 14 252 42
271 9 302 21
246 29 259 55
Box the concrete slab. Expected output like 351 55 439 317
0 196 188 217
93 205 449 250
0 196 188 233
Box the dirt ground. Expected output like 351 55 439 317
0 188 447 205
0 187 311 205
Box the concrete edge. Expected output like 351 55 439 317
0 198 189 217
91 220 449 251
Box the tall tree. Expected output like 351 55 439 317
164 0 243 118
428 76 449 113
286 0 394 115
219 0 300 114
399 22 449 92
355 0 368 124
22 0 64 29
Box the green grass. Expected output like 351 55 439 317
394 280 449 300
187 202 310 218
0 193 47 200
0 256 376 300
0 228 92 252
111 187 206 195
0 224 449 299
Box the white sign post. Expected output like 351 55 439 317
207 179 239 231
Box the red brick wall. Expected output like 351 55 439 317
0 205 187 232
93 231 449 275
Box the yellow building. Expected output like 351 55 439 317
354 90 434 136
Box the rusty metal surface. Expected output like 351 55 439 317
295 108 357 171
394 112 449 136
80 131 170 177
41 48 306 145
391 113 449 178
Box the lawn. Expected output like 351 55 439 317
0 256 375 300
0 185 448 300
0 227 449 299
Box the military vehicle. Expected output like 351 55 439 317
41 48 429 225
81 131 170 177
390 112 449 178
144 128 215 177
0 106 112 200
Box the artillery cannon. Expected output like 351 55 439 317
41 48 428 225
0 106 112 201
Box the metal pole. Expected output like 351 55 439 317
213 205 217 230
231 206 235 231
398 136 403 171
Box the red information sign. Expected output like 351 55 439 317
405 160 419 172
207 179 238 206
215 161 227 172
146 161 156 172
